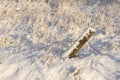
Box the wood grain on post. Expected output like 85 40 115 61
63 29 95 58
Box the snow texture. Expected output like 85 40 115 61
0 0 120 80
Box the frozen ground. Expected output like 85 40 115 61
0 0 120 80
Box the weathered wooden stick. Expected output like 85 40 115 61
63 28 95 58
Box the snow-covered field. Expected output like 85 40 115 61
0 0 120 80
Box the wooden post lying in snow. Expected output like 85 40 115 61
63 28 95 58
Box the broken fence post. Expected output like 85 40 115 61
62 28 95 58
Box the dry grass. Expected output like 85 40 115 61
0 0 120 47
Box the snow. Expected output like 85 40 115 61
0 0 120 80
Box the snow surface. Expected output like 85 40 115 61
0 0 120 80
